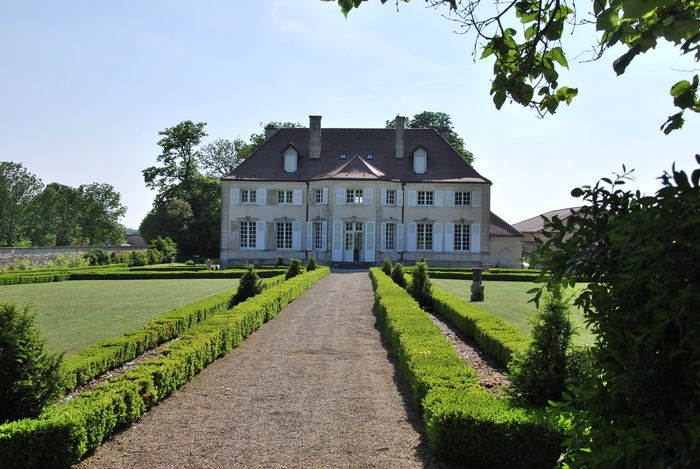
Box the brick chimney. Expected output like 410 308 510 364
395 116 405 159
309 115 321 159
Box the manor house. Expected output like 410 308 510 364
220 116 521 267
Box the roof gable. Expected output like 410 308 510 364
313 155 385 180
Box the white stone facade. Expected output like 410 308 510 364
220 179 491 267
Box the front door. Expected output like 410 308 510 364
343 222 363 262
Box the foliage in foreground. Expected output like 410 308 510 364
0 303 63 424
533 160 700 467
330 0 700 133
390 262 406 287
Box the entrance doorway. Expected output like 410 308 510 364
344 222 363 262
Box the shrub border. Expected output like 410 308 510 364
0 268 328 468
60 274 284 392
370 268 562 468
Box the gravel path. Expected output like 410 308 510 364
77 272 444 469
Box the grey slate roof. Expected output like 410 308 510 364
222 128 491 184
513 207 582 233
490 212 523 237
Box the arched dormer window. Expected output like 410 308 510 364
413 146 428 174
283 144 299 173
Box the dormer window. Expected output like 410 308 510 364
367 153 373 160
413 146 427 174
283 146 298 173
340 153 347 160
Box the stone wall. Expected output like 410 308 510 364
0 246 149 267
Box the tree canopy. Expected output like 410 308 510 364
0 162 127 247
386 111 475 164
328 0 700 133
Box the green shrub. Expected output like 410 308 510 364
381 258 392 276
508 285 575 406
185 259 194 266
233 265 263 305
275 256 285 266
84 249 110 266
285 259 301 280
0 303 64 424
128 251 148 267
151 236 177 264
409 260 432 309
146 248 162 265
305 257 317 271
390 262 406 288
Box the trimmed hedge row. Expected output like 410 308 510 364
62 274 286 392
0 268 328 468
0 273 69 286
68 269 287 280
370 268 562 468
431 286 530 366
3 264 129 275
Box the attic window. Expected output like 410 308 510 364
367 154 373 160
340 153 347 160
413 147 427 174
283 147 298 173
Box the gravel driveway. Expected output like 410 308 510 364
77 271 444 468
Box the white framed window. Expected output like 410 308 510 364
276 222 293 249
313 221 324 250
240 221 256 249
384 222 396 250
417 191 434 206
346 189 364 204
386 189 396 205
278 190 293 204
454 224 470 251
241 189 256 204
417 223 433 250
315 189 323 204
455 191 471 206
414 147 427 174
283 147 298 173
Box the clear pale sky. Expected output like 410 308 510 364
1 1 697 229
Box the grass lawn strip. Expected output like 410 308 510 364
0 279 243 355
0 268 328 469
433 279 594 347
370 268 562 468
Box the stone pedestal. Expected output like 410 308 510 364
471 268 484 302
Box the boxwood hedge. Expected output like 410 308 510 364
0 268 328 468
370 268 562 468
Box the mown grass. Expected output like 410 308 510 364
0 279 239 356
432 279 594 347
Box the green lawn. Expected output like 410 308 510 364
0 279 239 356
432 279 594 347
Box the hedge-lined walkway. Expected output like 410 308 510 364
78 272 442 468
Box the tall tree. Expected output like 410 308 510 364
27 183 83 246
143 120 208 204
330 0 700 133
387 111 475 164
0 162 43 246
199 138 248 177
77 183 127 245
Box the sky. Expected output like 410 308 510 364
1 0 697 229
